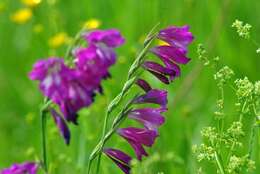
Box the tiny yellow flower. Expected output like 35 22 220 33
157 40 169 46
48 32 69 48
10 8 32 24
33 24 44 33
21 0 42 7
83 18 101 29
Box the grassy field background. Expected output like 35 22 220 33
0 0 259 173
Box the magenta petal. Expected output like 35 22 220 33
0 162 39 174
134 89 168 108
136 79 152 92
103 148 131 174
128 108 166 131
143 61 176 75
158 25 194 50
50 109 71 145
117 127 158 160
29 58 95 124
29 58 72 104
84 29 125 48
74 44 115 77
143 61 178 83
146 69 170 84
58 75 95 124
151 46 190 64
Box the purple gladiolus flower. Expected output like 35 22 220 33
84 29 125 48
117 127 158 160
29 58 94 124
0 162 38 174
74 29 125 92
151 46 190 64
74 45 115 90
157 25 194 51
29 58 72 104
128 108 166 132
134 89 168 108
50 109 70 145
143 61 177 83
58 74 95 124
80 29 125 67
103 148 132 174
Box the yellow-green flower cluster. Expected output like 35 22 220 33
235 77 254 100
214 66 234 87
197 44 210 66
232 19 252 39
227 155 255 173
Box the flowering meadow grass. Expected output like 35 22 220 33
0 0 260 174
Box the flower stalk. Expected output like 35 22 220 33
214 152 226 174
40 99 52 173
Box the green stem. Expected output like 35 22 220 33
248 104 259 159
248 123 256 159
214 152 226 174
41 109 48 173
88 99 134 174
39 98 52 173
95 112 109 174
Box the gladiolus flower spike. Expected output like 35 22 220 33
103 25 194 174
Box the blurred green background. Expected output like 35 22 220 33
0 0 259 173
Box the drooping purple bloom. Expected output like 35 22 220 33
151 46 190 64
128 108 166 132
103 148 132 174
29 58 94 124
75 44 116 71
79 29 125 68
136 78 151 92
84 29 125 48
58 73 95 124
134 89 168 108
143 61 177 83
74 45 114 92
29 58 72 104
117 127 158 160
74 29 125 93
0 162 38 174
157 25 194 51
50 109 70 145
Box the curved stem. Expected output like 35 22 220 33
64 28 86 61
95 112 109 174
88 25 159 174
